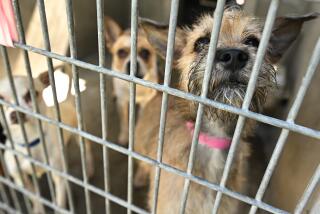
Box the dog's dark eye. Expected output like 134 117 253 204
23 90 39 103
117 49 129 59
244 36 260 48
194 36 210 53
139 48 150 61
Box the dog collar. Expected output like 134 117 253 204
18 138 41 148
186 121 231 150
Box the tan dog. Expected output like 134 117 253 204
0 68 94 213
105 17 159 145
134 7 318 214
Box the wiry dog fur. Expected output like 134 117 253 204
134 7 318 214
105 17 159 145
0 67 94 213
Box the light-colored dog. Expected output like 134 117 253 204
134 7 318 214
0 68 94 213
105 16 159 145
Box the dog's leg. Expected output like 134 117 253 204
134 161 150 188
13 172 45 214
53 174 67 209
118 101 129 145
85 140 94 178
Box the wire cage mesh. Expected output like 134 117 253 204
0 0 319 214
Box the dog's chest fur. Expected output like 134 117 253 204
195 144 227 182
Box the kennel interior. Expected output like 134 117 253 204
0 0 319 213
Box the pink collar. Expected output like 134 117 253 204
186 121 231 150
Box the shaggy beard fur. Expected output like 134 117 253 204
186 51 276 125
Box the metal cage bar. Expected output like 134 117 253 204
0 177 71 214
213 0 280 212
0 98 289 214
0 180 10 209
96 0 111 213
127 0 138 213
64 0 92 213
0 143 150 214
151 0 180 213
0 0 319 213
0 145 22 213
12 0 50 205
34 0 76 211
249 37 320 214
0 153 22 213
0 47 33 214
179 0 226 212
13 42 320 140
294 164 320 214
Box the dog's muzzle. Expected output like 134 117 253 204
126 61 144 79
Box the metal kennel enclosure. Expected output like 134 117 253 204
0 0 319 213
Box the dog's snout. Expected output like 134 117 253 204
216 49 249 71
126 62 143 78
10 111 26 124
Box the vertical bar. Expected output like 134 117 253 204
96 0 111 213
294 164 320 214
0 45 39 214
178 0 226 213
64 0 91 213
11 0 48 204
213 0 280 213
150 0 180 213
249 38 320 214
127 0 138 213
0 99 32 213
35 0 76 212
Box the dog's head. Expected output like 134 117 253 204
141 9 318 128
105 16 158 81
0 72 50 128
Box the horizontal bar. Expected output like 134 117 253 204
0 144 149 214
0 177 71 214
12 42 320 140
0 202 19 214
0 99 289 214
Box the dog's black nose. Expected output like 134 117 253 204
216 48 249 71
126 62 143 78
10 111 26 124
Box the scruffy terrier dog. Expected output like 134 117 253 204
134 6 318 214
0 69 94 213
105 17 159 145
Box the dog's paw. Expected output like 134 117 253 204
86 158 95 179
118 133 129 146
133 168 149 188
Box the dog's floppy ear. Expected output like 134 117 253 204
268 12 319 63
104 16 123 50
139 18 186 64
